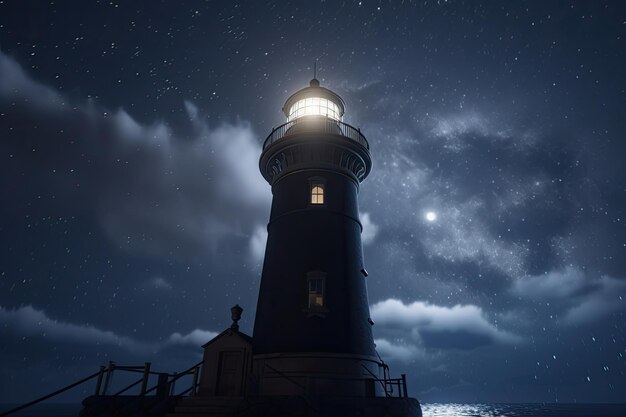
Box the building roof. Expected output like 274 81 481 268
201 327 253 349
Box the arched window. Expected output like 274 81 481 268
311 184 325 205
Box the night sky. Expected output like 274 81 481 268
1 0 626 405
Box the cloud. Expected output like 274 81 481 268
360 212 379 245
249 225 268 262
374 338 423 362
511 266 587 300
371 299 519 350
166 329 219 347
0 305 150 352
512 267 626 325
0 50 64 110
563 276 626 325
95 117 270 259
0 50 271 261
0 304 220 351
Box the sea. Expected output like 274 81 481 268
2 403 626 416
421 403 626 417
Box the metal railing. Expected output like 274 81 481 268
263 117 369 150
0 360 203 417
92 360 202 398
0 370 103 417
385 374 409 398
1 357 408 417
262 362 409 399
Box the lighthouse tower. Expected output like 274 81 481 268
252 78 380 397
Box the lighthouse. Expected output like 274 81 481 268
252 78 383 398
78 77 422 417
190 77 419 416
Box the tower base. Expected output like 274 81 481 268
238 395 422 417
253 352 384 397
81 395 423 417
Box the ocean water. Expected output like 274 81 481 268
422 403 626 417
2 403 626 416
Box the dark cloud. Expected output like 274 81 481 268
511 267 626 326
0 50 270 263
0 304 219 352
0 49 266 385
0 305 148 351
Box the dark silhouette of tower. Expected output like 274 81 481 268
252 78 382 398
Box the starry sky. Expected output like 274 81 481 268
1 0 625 405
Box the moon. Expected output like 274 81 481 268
425 211 437 222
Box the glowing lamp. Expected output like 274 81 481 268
282 78 345 122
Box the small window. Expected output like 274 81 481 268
308 276 325 308
305 271 328 317
311 184 325 205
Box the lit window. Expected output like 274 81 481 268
308 277 325 308
288 97 341 121
311 184 324 205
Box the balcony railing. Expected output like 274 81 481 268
263 117 369 151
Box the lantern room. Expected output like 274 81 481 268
282 78 345 122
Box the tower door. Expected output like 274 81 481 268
216 351 242 396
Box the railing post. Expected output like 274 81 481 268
102 361 115 395
190 366 200 396
94 365 105 395
140 362 151 395
156 373 169 398
170 372 177 396
401 374 408 398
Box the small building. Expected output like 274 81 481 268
197 305 252 397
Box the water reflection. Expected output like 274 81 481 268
422 403 517 417
421 403 626 417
